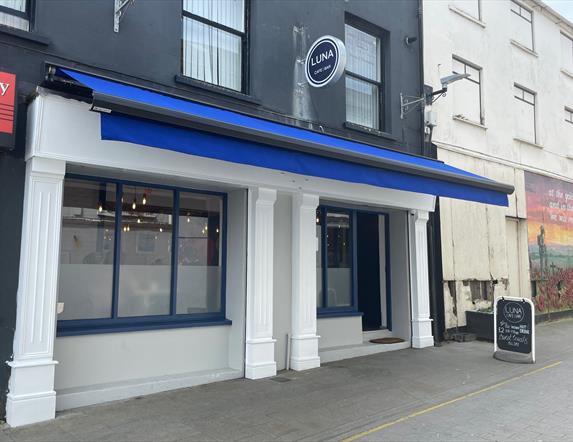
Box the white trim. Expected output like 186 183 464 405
26 92 435 213
448 4 486 28
510 39 538 57
244 188 277 379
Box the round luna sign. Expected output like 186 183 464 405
305 35 347 88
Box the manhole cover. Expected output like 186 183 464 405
271 376 291 383
370 337 405 344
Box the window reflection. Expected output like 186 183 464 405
59 179 116 320
118 186 173 317
326 211 352 307
176 192 222 314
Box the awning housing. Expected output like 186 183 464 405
53 68 513 207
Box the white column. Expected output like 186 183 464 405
245 187 277 379
409 210 434 349
290 193 320 371
6 157 66 427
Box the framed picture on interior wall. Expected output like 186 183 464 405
136 231 156 254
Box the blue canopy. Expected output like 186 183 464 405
56 68 512 206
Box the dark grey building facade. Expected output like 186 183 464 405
1 0 505 428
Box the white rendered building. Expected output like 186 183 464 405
424 0 573 330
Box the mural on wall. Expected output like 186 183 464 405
525 171 573 313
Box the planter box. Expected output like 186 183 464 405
466 310 494 341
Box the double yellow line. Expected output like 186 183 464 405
342 360 562 442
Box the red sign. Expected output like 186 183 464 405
0 71 16 135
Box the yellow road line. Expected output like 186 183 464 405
341 360 562 442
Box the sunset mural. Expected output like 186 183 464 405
525 171 573 313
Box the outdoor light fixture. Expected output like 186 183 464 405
400 73 471 119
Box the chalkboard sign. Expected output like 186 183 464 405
494 297 535 363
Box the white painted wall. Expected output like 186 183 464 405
424 0 573 328
273 193 293 371
317 317 363 349
388 211 412 341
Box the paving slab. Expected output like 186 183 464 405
1 318 572 441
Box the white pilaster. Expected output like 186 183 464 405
290 193 320 371
6 157 66 427
409 210 434 349
245 187 277 379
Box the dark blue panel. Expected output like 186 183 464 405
101 113 508 206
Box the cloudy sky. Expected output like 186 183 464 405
544 0 573 21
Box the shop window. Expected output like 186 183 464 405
182 0 247 92
345 19 384 130
452 57 482 124
510 0 533 50
0 0 30 31
514 84 536 143
57 176 227 335
316 207 356 314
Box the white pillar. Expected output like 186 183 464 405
409 210 434 349
245 187 277 379
6 157 65 427
290 193 320 371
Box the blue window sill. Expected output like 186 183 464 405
317 310 363 319
57 316 232 337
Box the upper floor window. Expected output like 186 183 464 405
566 107 573 125
57 176 227 334
451 0 481 20
0 0 30 31
452 57 482 124
182 0 246 92
561 33 573 73
514 84 536 143
510 0 533 50
345 21 383 131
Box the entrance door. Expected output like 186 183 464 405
357 212 382 330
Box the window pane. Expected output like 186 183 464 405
58 179 116 320
561 33 573 72
118 186 173 317
184 0 244 32
182 17 242 91
316 210 323 308
515 96 535 142
452 59 481 123
326 211 352 307
345 24 380 81
511 4 533 49
0 0 28 31
346 76 379 129
176 192 223 315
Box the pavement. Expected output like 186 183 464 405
1 318 572 441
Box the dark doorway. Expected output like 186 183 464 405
357 212 382 331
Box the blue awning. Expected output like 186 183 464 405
55 68 513 206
